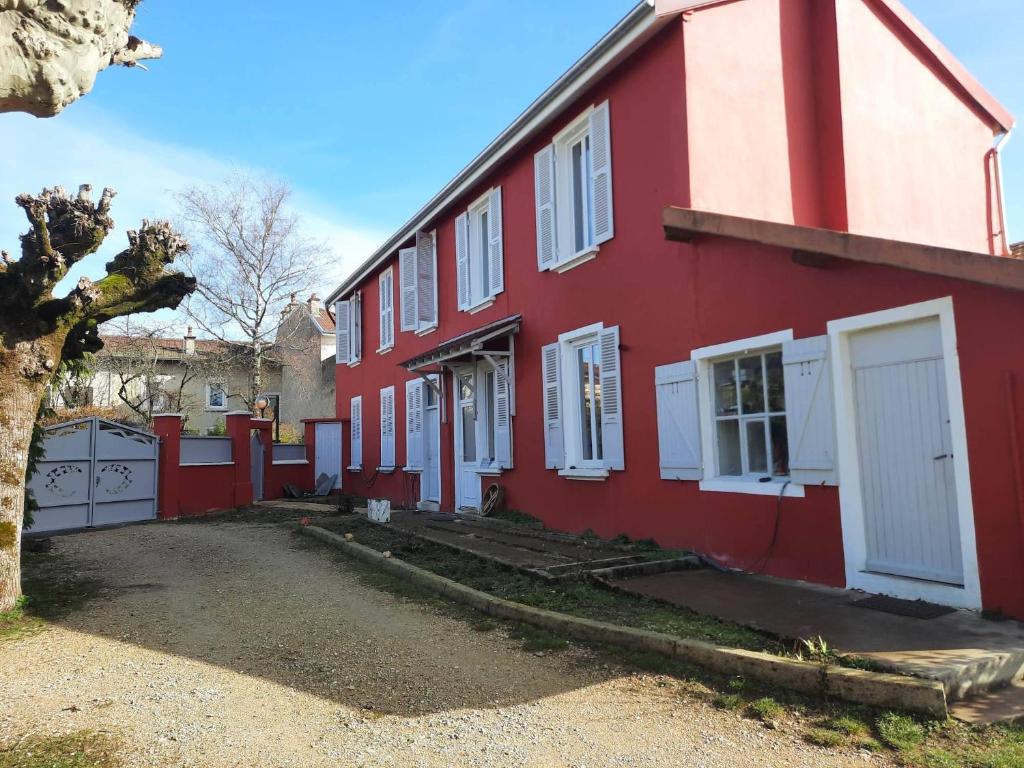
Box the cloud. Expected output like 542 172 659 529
0 106 386 322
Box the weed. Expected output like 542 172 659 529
727 676 746 692
747 697 783 723
825 715 870 736
876 712 926 750
713 693 744 711
804 728 845 748
470 619 498 632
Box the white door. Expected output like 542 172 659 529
422 382 441 505
850 318 963 585
453 369 481 511
314 422 342 490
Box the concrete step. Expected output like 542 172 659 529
951 680 1024 724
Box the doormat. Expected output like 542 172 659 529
851 595 956 620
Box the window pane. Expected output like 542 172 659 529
592 342 603 462
572 140 585 252
716 420 742 476
585 134 594 246
738 355 765 415
766 351 785 412
578 346 594 461
425 383 437 407
459 375 473 402
462 404 476 463
770 416 789 477
714 361 738 416
479 210 490 294
745 419 768 474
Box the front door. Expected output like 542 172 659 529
850 317 963 585
422 381 441 505
314 422 342 490
453 369 481 511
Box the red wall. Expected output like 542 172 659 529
334 13 1024 616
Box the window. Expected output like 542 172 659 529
348 395 362 470
335 292 362 365
456 188 504 311
380 386 396 470
400 231 438 334
535 101 614 272
206 382 226 410
541 323 623 478
378 268 394 351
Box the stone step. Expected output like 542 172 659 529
951 680 1024 724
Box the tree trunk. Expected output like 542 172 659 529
0 369 47 613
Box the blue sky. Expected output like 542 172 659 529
1 0 1022 305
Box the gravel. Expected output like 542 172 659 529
0 522 890 767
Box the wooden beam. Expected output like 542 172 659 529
662 206 1024 293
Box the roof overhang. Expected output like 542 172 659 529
327 1 677 305
399 315 521 371
663 206 1024 293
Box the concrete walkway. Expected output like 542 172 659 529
612 569 1024 721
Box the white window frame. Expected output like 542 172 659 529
691 330 804 498
465 191 497 312
205 381 227 411
378 267 394 353
336 292 363 366
400 231 439 336
556 322 609 480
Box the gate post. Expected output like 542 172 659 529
226 412 254 507
303 419 317 487
153 414 182 518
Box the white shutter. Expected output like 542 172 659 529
598 325 624 470
335 299 350 364
589 100 614 245
380 386 396 468
534 145 557 270
351 291 362 362
494 360 512 468
455 212 471 311
379 271 393 349
783 336 838 486
655 361 702 480
488 187 504 296
350 396 362 468
416 231 437 327
541 342 564 469
399 247 417 332
405 379 423 469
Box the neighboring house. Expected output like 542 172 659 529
277 293 337 439
53 329 283 435
326 1 1024 617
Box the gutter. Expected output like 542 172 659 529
327 0 673 305
993 128 1014 256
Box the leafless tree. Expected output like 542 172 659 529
176 175 323 408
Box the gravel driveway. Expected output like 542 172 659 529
1 521 887 767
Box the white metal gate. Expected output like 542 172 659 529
27 418 158 534
314 422 342 490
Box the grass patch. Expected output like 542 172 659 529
508 624 569 653
747 696 783 723
804 727 846 748
875 712 926 750
825 714 871 736
0 731 121 768
713 693 744 711
2 551 103 642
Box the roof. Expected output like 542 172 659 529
327 1 675 305
312 307 335 333
662 206 1024 292
100 335 235 357
1012 242 1024 260
399 314 522 370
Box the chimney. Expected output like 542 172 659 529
308 293 322 316
184 326 196 356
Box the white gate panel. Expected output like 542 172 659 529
314 422 342 490
27 418 158 534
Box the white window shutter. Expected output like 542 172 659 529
488 187 504 296
416 231 437 327
589 101 614 245
351 291 362 362
598 325 624 470
541 342 564 469
534 145 557 270
335 299 350 364
379 272 393 349
455 212 471 311
655 361 703 480
350 396 362 468
494 360 512 468
399 247 418 332
405 379 423 469
380 386 396 468
783 336 838 486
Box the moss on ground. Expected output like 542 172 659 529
0 731 120 768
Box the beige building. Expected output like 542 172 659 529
276 294 337 437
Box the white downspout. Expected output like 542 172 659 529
993 127 1014 256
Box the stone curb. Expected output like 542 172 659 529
298 524 948 717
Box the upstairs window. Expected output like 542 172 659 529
456 188 504 312
335 292 362 365
400 231 438 334
206 382 226 411
535 101 614 273
378 267 394 351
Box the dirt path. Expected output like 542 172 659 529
1 522 888 767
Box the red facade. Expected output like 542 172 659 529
330 2 1023 616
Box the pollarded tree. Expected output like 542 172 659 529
0 185 196 611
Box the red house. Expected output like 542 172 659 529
326 0 1024 617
